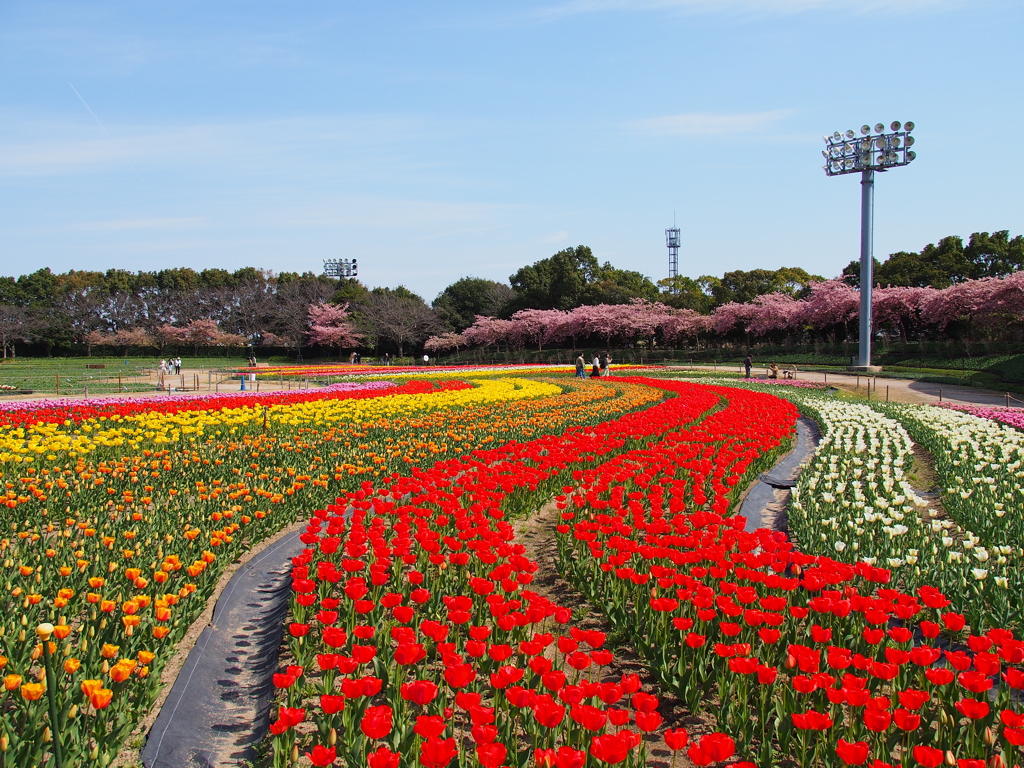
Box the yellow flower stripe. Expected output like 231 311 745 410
0 378 560 463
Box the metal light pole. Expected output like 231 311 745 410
823 121 917 370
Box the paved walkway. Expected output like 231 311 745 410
668 364 1024 408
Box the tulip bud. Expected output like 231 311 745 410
31 644 42 661
985 727 997 747
988 755 1005 768
945 750 956 766
68 704 78 719
89 746 99 761
784 654 797 669
0 734 7 751
42 727 51 744
291 745 299 764
328 728 337 746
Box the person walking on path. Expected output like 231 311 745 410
599 352 609 377
575 353 586 379
591 355 600 378
744 354 752 378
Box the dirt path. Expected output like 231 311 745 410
667 364 1022 408
513 501 701 768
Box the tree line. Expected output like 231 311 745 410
1 231 1019 358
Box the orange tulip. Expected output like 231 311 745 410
89 577 106 588
21 682 45 701
100 644 119 659
64 658 81 674
109 661 135 683
153 626 171 639
53 624 71 640
90 688 113 709
137 651 155 665
4 674 22 691
100 600 116 613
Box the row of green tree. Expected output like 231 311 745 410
1 230 1019 356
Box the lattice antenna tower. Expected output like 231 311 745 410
665 215 681 280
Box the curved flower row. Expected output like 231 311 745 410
0 378 561 462
875 403 1024 629
0 380 400 428
266 379 796 768
941 404 1024 433
553 382 1024 768
0 377 662 767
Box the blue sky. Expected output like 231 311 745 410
2 0 1021 301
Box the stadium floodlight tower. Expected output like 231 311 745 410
323 258 358 279
666 224 681 280
823 121 916 372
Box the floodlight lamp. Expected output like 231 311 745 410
892 136 901 148
845 129 855 139
906 136 915 146
875 138 885 149
833 131 842 141
861 125 871 135
907 150 916 161
874 123 885 133
905 121 915 132
890 121 901 132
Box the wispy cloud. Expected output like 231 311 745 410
628 110 792 137
533 0 956 20
538 230 569 244
0 114 443 179
73 217 206 233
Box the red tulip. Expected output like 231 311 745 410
414 715 447 739
366 747 400 768
360 705 393 739
954 698 989 720
444 663 476 688
635 710 663 732
320 694 345 715
589 733 632 765
835 738 870 766
664 727 689 751
419 737 458 768
289 622 310 637
792 710 833 731
305 745 337 767
476 742 507 768
401 680 438 706
687 733 735 767
532 697 566 728
554 746 586 768
912 745 944 767
893 708 921 731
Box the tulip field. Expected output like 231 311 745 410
1 366 1023 768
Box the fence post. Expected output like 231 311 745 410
1007 393 1011 408
56 374 59 395
886 386 889 402
939 388 943 403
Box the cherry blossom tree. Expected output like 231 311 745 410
307 302 362 357
744 293 801 338
797 280 859 339
462 316 516 349
872 286 938 341
423 332 467 355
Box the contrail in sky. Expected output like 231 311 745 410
69 82 109 134
68 81 148 187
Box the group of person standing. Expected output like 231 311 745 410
575 352 612 378
159 357 182 376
